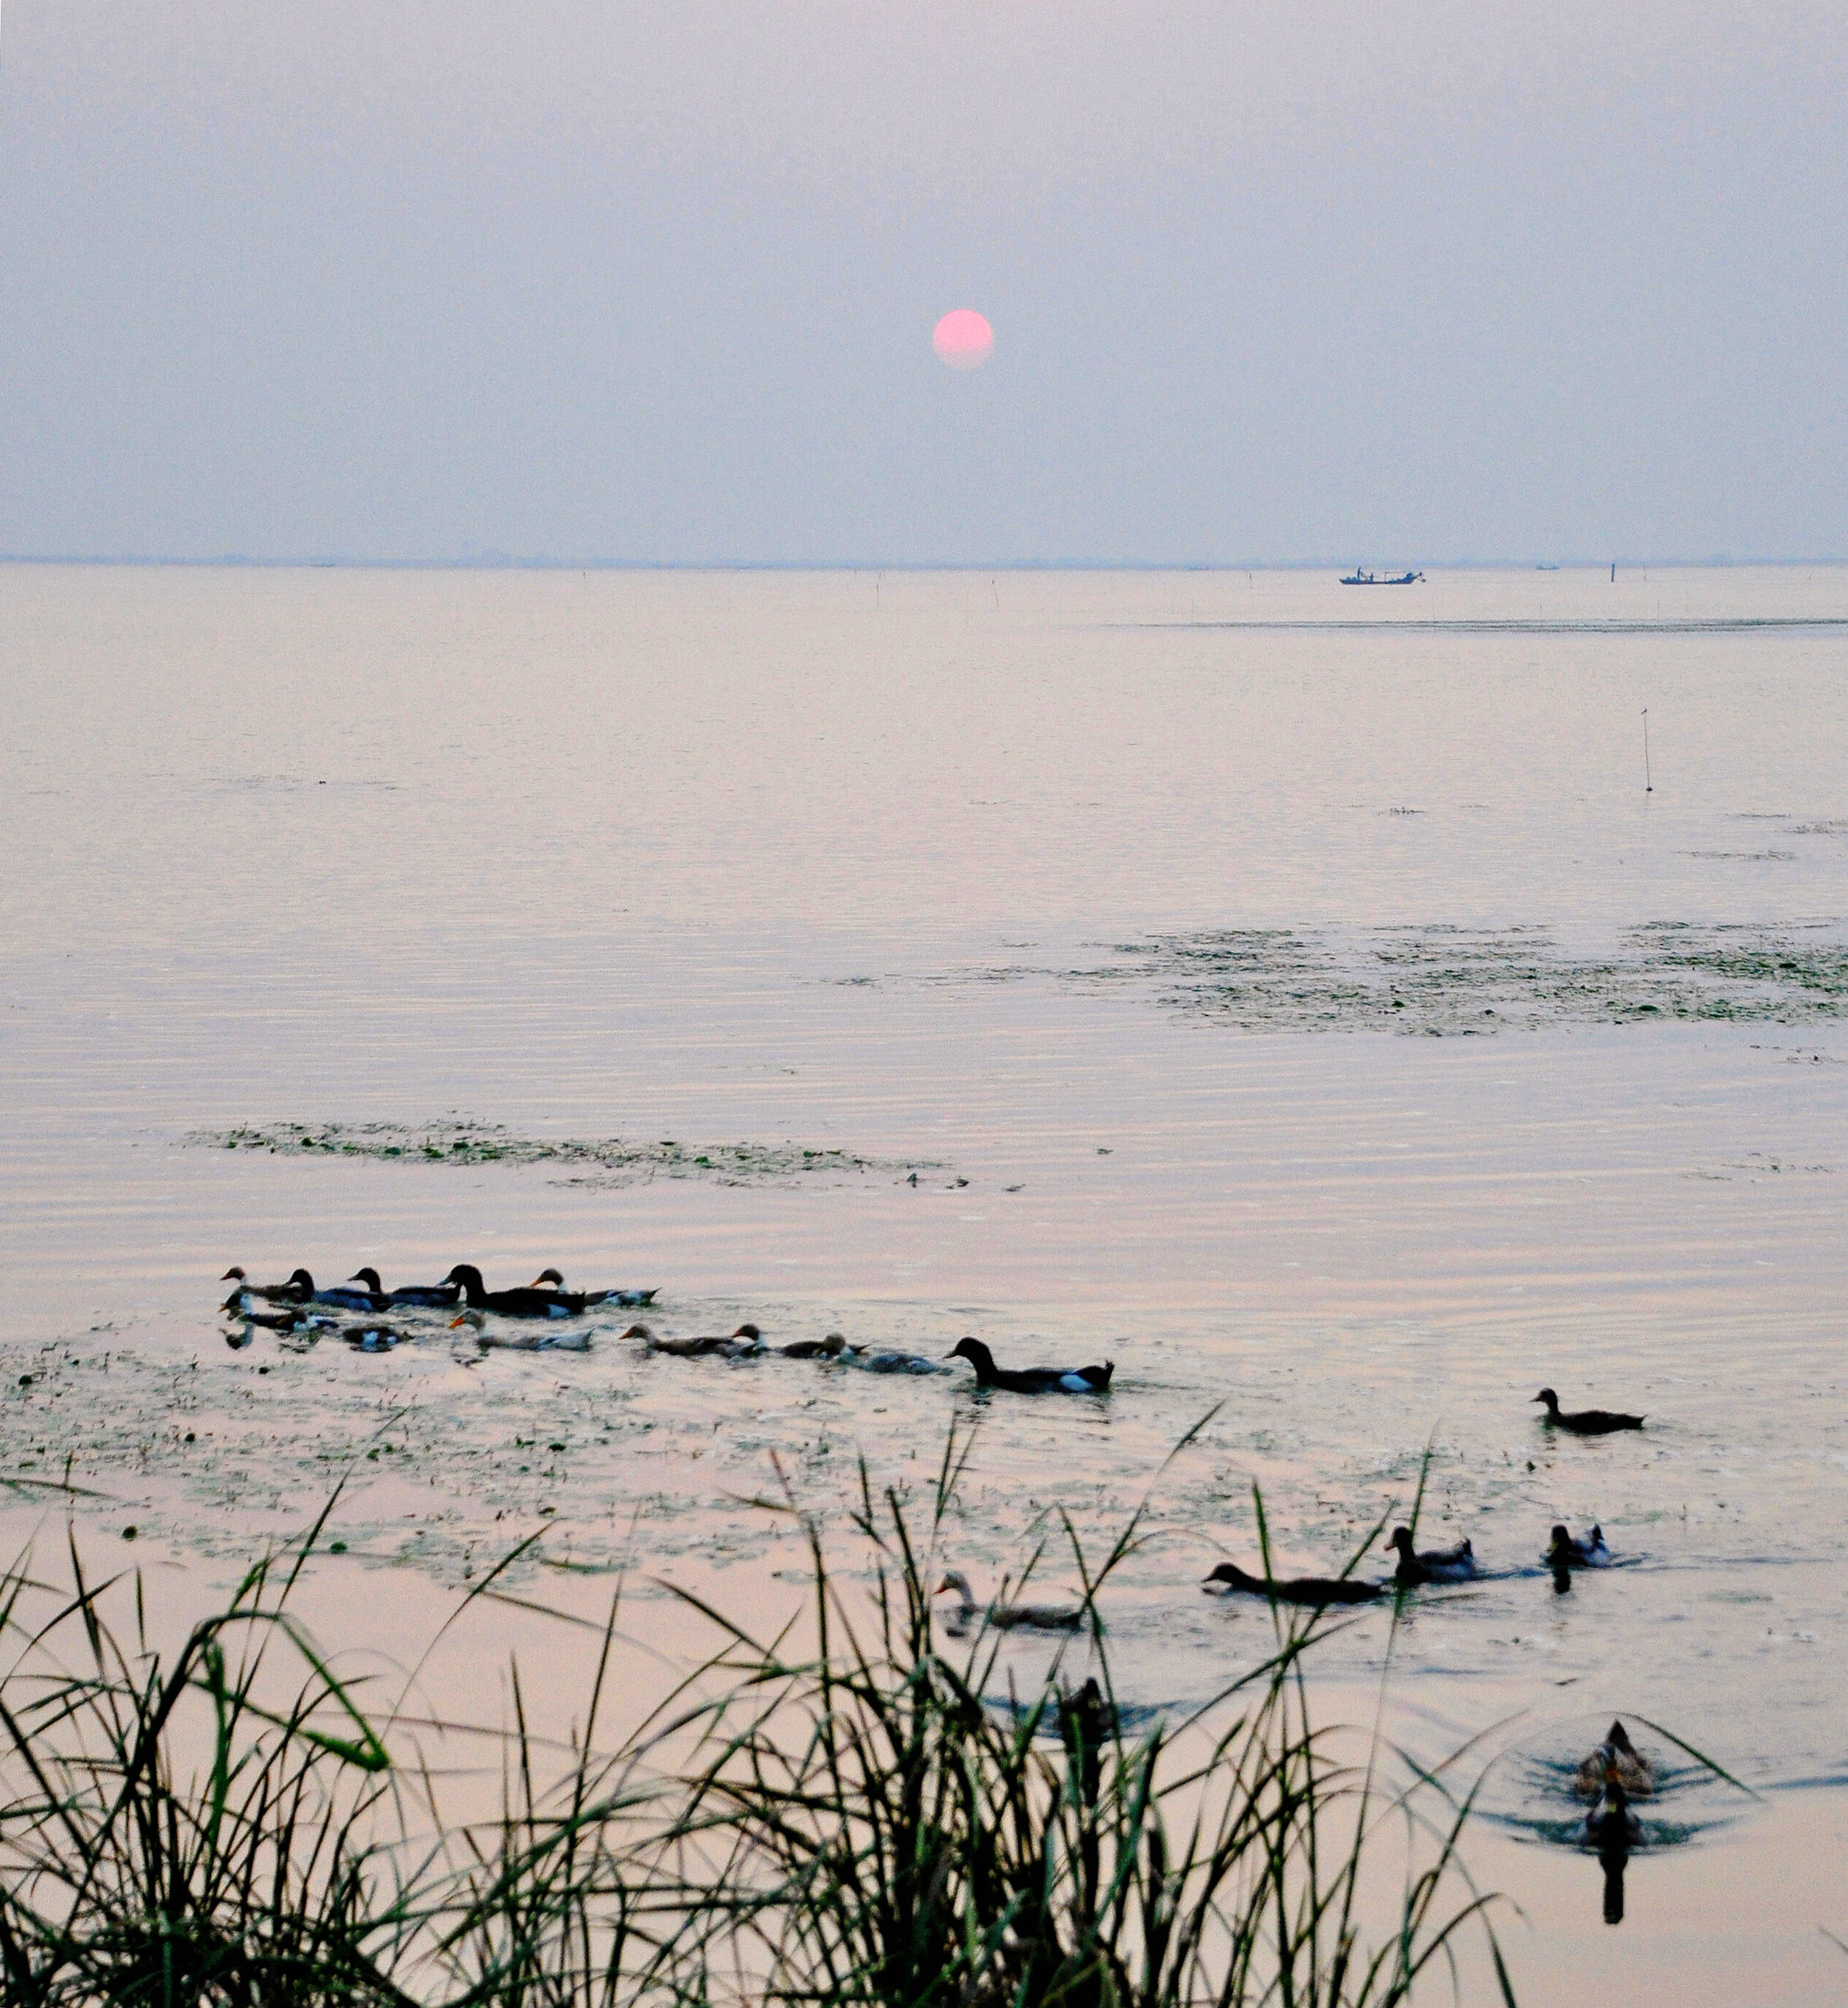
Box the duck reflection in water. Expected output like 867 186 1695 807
1584 1762 1642 1926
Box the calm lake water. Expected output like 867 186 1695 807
4 563 1847 1998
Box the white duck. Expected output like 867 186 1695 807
934 1570 1086 1631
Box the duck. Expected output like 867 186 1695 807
1387 1526 1480 1586
1533 1387 1645 1434
448 1310 593 1352
619 1322 762 1358
220 1289 313 1331
1575 1720 1654 1800
339 1319 416 1352
775 1333 858 1359
1583 1764 1643 1850
221 1265 315 1304
528 1268 658 1308
1545 1524 1612 1570
844 1347 949 1375
311 1275 395 1312
441 1264 593 1318
1203 1562 1381 1607
345 1267 462 1308
934 1569 1086 1631
222 1295 335 1342
946 1336 1113 1395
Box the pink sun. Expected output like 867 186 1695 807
933 309 994 370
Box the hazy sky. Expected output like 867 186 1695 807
1 3 1843 563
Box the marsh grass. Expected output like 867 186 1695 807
0 1429 1515 2006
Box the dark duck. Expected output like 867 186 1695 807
1585 1762 1641 1925
1533 1387 1645 1434
1203 1562 1380 1607
947 1336 1113 1394
345 1267 461 1308
224 1268 394 1310
1387 1526 1480 1586
441 1264 595 1317
1546 1524 1613 1570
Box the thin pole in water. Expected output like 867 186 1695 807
1611 561 1617 582
1641 708 1652 793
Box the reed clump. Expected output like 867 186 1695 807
0 1432 1515 2006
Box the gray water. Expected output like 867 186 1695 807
4 562 1847 1997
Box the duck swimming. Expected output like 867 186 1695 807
935 1569 1086 1631
1583 1764 1643 1850
339 1320 415 1352
1533 1387 1645 1434
1546 1524 1612 1569
947 1336 1113 1395
529 1268 657 1307
448 1310 592 1352
775 1333 857 1359
1203 1563 1380 1608
1575 1721 1654 1801
222 1266 315 1304
312 1276 394 1312
846 1348 949 1375
1585 1763 1639 1923
441 1265 593 1318
1387 1527 1480 1586
346 1267 462 1308
619 1322 762 1358
220 1289 315 1331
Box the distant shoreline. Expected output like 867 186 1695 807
1 553 1841 573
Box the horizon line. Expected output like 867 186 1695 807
3 553 1844 574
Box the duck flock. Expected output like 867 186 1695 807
220 1258 1657 1868
220 1261 1644 1592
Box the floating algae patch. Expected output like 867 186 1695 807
183 1118 946 1188
970 919 1848 1036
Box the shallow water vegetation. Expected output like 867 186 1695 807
181 1120 945 1190
1065 921 1848 1036
0 1434 1517 2006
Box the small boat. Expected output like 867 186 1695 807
936 1569 1086 1630
1340 566 1424 585
1203 1562 1379 1607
